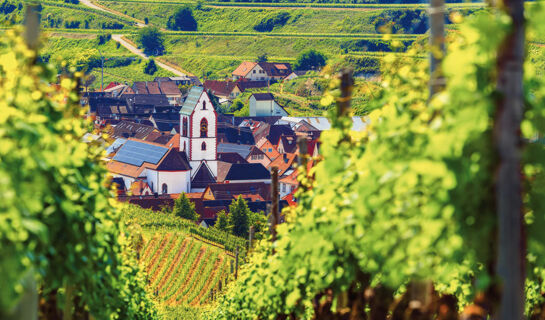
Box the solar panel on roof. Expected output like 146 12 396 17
113 140 168 167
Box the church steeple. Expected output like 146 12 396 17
179 87 218 182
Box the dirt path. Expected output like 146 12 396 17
111 34 188 77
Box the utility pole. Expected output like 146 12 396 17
98 49 104 92
270 167 279 248
494 0 525 318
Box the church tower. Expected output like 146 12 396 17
179 87 218 183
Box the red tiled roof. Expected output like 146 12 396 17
232 61 257 77
204 80 237 97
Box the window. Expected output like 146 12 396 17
269 148 272 152
183 141 186 152
161 183 168 194
262 148 266 152
202 100 206 110
201 142 207 150
182 117 188 137
200 118 208 137
253 70 256 74
282 184 286 192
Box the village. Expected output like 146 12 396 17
84 60 367 227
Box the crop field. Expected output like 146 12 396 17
141 231 234 306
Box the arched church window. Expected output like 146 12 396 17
182 117 188 137
201 142 207 151
200 118 208 137
202 100 207 110
161 183 168 194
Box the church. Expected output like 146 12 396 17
106 86 218 195
180 86 218 192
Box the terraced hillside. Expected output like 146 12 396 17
141 231 234 307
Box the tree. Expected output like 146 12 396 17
215 210 229 232
228 196 251 238
166 7 197 31
136 26 164 56
294 49 326 71
144 59 157 75
257 53 268 62
248 210 268 240
173 193 199 221
144 17 149 25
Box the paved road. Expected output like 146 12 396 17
112 34 187 77
80 0 146 28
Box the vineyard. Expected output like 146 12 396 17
140 231 234 307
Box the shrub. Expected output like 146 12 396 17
173 193 199 221
253 12 290 32
137 26 165 56
294 49 327 71
101 22 124 29
144 17 149 25
64 20 81 29
167 7 197 31
144 59 157 75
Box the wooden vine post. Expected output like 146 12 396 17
494 0 525 318
235 245 239 280
270 166 280 252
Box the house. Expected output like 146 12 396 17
217 152 248 164
217 123 255 145
277 135 298 154
249 93 288 117
179 86 219 179
204 80 240 100
107 139 192 195
131 81 183 106
217 143 252 159
266 125 295 148
232 61 292 81
279 170 298 198
246 146 271 167
256 137 280 161
222 163 271 184
155 76 201 86
110 120 159 140
268 153 297 176
276 116 369 132
202 182 271 201
129 180 153 196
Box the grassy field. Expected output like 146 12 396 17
42 35 175 89
97 1 387 33
1 1 135 30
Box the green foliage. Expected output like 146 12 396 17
64 0 79 4
228 196 251 239
173 193 199 221
294 49 326 71
167 6 198 31
97 33 111 45
0 28 157 318
215 210 230 232
137 26 165 56
144 58 158 75
205 7 545 319
253 11 290 32
256 53 268 62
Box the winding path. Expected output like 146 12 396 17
111 34 188 77
80 0 190 76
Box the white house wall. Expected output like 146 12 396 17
155 170 191 195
